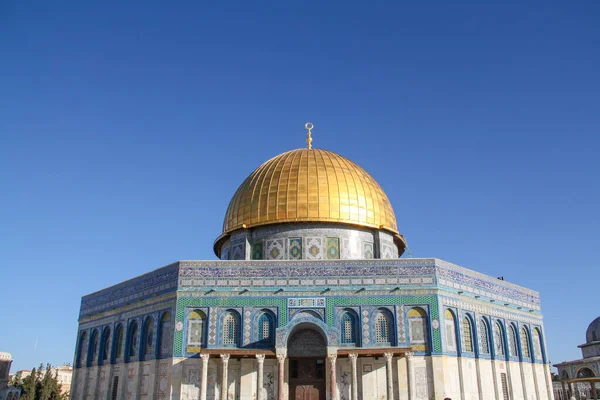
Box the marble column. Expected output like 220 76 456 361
591 382 597 400
406 352 414 400
384 352 394 400
256 354 265 400
568 382 573 398
348 354 358 400
328 354 337 400
560 382 566 400
220 354 230 400
200 354 210 400
277 354 286 400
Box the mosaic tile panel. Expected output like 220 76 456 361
243 309 252 346
174 297 287 356
288 238 302 260
326 237 340 259
304 237 324 260
265 238 285 260
363 242 374 259
289 308 325 321
230 244 244 260
396 304 406 343
251 242 263 260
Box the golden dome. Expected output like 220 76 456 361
221 148 399 235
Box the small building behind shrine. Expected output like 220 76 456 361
554 316 600 399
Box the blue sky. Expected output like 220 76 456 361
1 1 598 372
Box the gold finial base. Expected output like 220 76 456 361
305 122 314 149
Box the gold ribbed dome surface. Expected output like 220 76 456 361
222 148 398 234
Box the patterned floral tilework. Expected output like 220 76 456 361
251 242 263 260
265 239 285 260
288 238 302 260
174 297 287 356
304 237 323 260
363 242 374 259
230 243 244 260
326 237 340 259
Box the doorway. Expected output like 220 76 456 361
289 358 325 400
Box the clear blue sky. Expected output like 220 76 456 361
1 1 598 372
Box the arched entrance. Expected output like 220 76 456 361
287 324 327 400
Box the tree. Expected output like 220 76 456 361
12 364 68 400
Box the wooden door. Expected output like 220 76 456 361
290 359 325 400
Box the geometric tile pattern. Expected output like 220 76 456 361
265 239 285 260
326 237 340 259
288 238 302 260
396 305 406 344
363 242 374 259
304 237 323 260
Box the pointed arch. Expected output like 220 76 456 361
187 309 207 351
408 307 429 351
256 310 276 346
493 321 506 358
444 309 458 353
520 326 531 359
114 324 124 360
89 329 100 365
76 331 88 368
507 323 519 357
478 318 490 355
100 326 111 365
339 309 359 346
221 310 241 347
142 316 154 357
533 328 545 362
462 315 474 352
373 308 394 345
127 320 139 360
159 312 172 356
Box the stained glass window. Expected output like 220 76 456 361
520 328 530 358
115 326 124 359
478 319 490 354
128 322 138 358
375 310 392 344
341 312 357 345
144 318 154 356
462 317 473 352
494 322 504 356
223 313 239 346
508 325 518 357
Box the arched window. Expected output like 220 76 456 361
533 328 543 361
408 307 429 350
115 325 124 359
520 327 530 359
100 327 111 363
187 310 207 351
462 317 474 352
222 311 240 347
444 310 457 352
508 325 518 357
143 317 154 357
128 321 139 359
374 309 393 345
90 330 99 364
76 331 88 367
257 312 275 346
494 322 505 357
577 368 595 378
340 310 358 346
159 312 172 356
478 319 490 355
